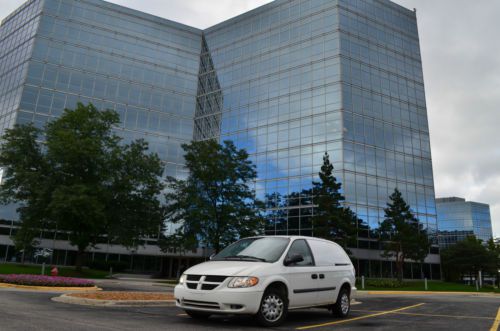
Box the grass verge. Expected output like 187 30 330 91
0 263 108 279
357 279 500 293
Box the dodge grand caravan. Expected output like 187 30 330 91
174 236 356 327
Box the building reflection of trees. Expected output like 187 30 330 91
263 189 369 244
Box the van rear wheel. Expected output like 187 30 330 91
332 287 350 318
256 289 288 327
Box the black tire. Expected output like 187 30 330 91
332 287 350 318
185 310 211 319
256 288 288 327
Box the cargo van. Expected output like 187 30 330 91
174 236 356 327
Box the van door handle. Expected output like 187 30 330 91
319 274 325 279
311 274 318 279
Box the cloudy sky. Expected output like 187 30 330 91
1 0 499 236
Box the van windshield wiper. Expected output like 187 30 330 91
222 255 267 262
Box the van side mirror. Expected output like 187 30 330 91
284 254 304 266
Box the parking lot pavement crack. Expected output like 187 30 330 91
296 303 426 330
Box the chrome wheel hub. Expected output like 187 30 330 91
261 294 284 322
340 293 350 315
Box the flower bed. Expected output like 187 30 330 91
0 274 95 287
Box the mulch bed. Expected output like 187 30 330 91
68 291 174 301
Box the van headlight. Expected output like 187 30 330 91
228 277 259 288
179 274 186 285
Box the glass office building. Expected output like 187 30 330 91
0 0 439 278
0 0 204 272
203 0 439 278
436 197 493 248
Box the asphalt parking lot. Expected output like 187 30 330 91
1 287 499 331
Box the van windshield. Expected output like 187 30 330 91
212 237 290 263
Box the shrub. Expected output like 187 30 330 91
357 278 410 288
87 260 128 272
0 274 95 287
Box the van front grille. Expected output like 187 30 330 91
201 283 218 290
185 275 228 291
186 275 202 281
204 275 227 283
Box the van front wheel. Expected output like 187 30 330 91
256 289 288 327
332 287 350 318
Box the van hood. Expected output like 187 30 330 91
184 261 270 276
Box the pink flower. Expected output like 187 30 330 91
0 274 94 287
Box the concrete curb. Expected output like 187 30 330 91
52 293 176 307
358 290 500 297
0 283 101 292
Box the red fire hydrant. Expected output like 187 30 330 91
51 266 59 277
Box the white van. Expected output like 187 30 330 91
174 236 356 327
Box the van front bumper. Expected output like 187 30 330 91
174 284 263 315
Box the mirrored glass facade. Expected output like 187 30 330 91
202 0 439 276
337 0 438 264
5 0 202 184
1 0 439 276
436 197 493 248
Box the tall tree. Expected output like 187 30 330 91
12 225 40 264
311 152 359 251
487 238 500 286
378 188 430 282
0 103 164 270
162 140 264 254
441 236 497 282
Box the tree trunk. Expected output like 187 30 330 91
75 248 86 272
214 240 220 254
396 254 404 283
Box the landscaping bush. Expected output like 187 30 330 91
0 274 95 287
87 260 128 272
358 278 411 288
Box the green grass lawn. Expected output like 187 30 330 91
0 263 109 279
358 279 500 293
156 279 178 285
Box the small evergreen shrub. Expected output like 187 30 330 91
357 278 410 288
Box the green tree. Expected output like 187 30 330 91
441 236 497 282
487 238 500 286
311 152 359 251
12 225 40 264
163 140 264 254
0 103 164 270
378 188 430 282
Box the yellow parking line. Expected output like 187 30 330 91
352 309 494 320
296 303 425 330
490 306 500 331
